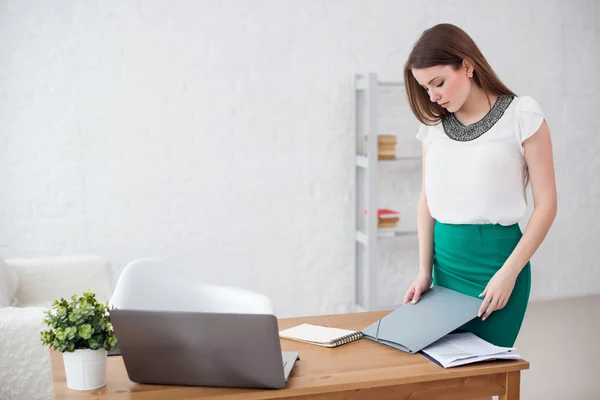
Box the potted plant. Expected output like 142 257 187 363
40 291 117 391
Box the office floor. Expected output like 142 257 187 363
514 294 600 400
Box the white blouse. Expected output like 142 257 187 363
416 95 544 226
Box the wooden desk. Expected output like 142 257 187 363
51 311 528 399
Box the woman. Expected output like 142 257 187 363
402 22 557 358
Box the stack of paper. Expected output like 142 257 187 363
421 332 521 368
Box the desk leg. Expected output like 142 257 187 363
499 371 520 400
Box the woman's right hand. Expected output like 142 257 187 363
403 272 432 304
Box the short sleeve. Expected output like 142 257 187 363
416 123 433 149
516 96 544 153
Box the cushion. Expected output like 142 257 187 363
0 258 19 308
10 255 113 306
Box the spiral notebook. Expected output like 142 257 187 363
279 323 363 348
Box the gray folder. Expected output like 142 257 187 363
361 285 483 354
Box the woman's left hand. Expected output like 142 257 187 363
478 268 518 320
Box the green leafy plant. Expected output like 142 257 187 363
40 291 117 353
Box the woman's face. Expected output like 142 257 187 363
411 63 472 113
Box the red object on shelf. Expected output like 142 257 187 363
363 208 401 219
378 209 400 219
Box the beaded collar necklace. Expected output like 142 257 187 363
441 95 514 141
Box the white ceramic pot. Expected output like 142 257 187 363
62 348 107 390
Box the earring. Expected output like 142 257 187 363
467 71 473 78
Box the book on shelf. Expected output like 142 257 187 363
421 332 521 368
378 209 400 228
279 323 363 348
378 228 401 237
378 219 399 228
362 135 398 159
377 135 397 144
378 135 397 159
363 208 401 219
363 208 402 231
364 209 401 228
378 143 396 160
364 134 397 144
378 209 400 219
378 143 396 152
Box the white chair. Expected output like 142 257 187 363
0 255 115 400
110 257 273 314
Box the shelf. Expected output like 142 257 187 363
355 155 420 168
353 72 417 312
378 80 404 87
378 229 418 239
356 229 418 244
356 155 368 168
355 231 367 244
384 155 421 162
354 75 404 90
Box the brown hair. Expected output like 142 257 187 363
404 23 516 125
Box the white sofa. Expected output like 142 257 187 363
0 255 115 400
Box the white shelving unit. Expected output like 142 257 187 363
352 72 421 312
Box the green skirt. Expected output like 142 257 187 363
432 221 531 347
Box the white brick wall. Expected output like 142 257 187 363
0 1 598 317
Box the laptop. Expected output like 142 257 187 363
109 308 299 389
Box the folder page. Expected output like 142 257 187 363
361 286 482 353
